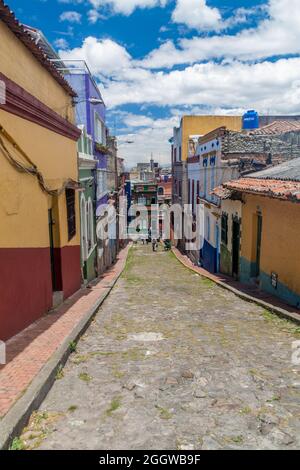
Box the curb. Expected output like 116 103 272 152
0 244 131 450
171 248 300 326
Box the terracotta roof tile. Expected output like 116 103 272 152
252 120 300 135
224 178 300 201
211 186 232 199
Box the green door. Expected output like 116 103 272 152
254 214 263 278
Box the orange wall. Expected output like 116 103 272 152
241 194 300 296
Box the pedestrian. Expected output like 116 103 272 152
152 237 158 252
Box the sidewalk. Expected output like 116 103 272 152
172 247 300 324
0 244 130 446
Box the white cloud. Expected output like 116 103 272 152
87 9 105 24
53 38 69 49
172 0 222 31
88 0 167 16
59 11 82 23
118 114 179 166
58 0 300 166
141 0 300 68
60 37 132 75
102 58 300 115
60 29 300 115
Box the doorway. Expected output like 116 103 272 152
48 209 56 291
48 200 63 299
232 218 241 279
254 214 263 278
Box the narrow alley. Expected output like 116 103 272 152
18 245 300 450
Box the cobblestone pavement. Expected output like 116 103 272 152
20 245 300 450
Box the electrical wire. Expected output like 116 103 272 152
0 124 80 197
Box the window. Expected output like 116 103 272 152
94 113 106 145
206 215 210 241
80 195 87 261
66 189 76 241
192 180 195 213
77 126 93 157
221 213 228 245
158 187 164 196
211 169 215 200
204 169 207 198
87 198 94 252
138 196 146 205
97 170 107 199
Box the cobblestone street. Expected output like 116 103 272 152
20 245 300 450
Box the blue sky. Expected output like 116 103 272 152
7 0 300 166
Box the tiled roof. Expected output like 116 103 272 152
247 157 300 181
211 186 232 199
223 178 300 201
251 120 300 135
0 1 76 97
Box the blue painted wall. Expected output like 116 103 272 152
202 240 218 273
240 257 300 308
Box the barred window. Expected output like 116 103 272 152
66 189 76 241
221 213 228 245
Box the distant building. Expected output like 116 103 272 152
129 158 160 182
171 116 242 252
130 182 158 238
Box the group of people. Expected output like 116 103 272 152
137 228 171 252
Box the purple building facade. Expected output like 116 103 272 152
62 61 109 212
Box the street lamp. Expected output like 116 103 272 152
74 97 104 106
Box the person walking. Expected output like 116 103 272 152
152 237 158 252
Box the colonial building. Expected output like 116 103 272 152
0 2 81 340
129 182 158 238
189 127 240 270
171 116 242 252
172 116 242 204
186 118 300 271
60 60 111 276
215 158 300 308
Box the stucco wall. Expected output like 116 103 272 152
241 194 300 306
181 116 242 161
0 21 74 121
0 109 80 249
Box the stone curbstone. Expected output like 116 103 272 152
172 248 300 326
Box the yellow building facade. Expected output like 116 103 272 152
221 168 300 308
239 194 300 307
0 3 81 340
180 115 242 162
